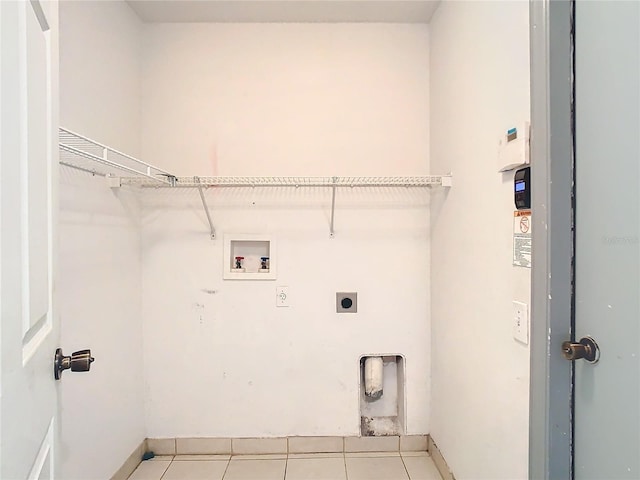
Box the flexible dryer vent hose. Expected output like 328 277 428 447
364 356 384 399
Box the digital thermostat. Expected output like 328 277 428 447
514 166 531 210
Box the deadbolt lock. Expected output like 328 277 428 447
54 348 95 380
562 336 600 363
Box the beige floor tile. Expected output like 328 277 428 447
223 459 286 480
127 460 171 480
146 438 176 455
344 436 399 452
345 452 400 458
285 457 347 480
288 453 344 459
161 460 228 480
149 455 174 461
402 456 442 480
400 435 429 452
401 451 431 457
346 456 409 480
175 455 232 461
231 454 287 460
232 438 287 455
177 438 232 455
288 437 343 454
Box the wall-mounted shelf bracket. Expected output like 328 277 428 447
329 176 337 238
160 174 178 187
195 177 216 240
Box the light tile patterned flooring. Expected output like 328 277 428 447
127 451 442 480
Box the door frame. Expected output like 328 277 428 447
529 0 574 478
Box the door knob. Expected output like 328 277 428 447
54 348 95 380
561 336 600 363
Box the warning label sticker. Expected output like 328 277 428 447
514 210 532 268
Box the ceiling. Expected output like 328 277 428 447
125 0 441 24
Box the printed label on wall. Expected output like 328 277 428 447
513 210 532 268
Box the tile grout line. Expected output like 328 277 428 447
283 453 288 480
152 439 176 480
400 452 412 480
343 437 349 480
283 438 289 480
220 458 232 480
157 458 172 480
343 452 349 480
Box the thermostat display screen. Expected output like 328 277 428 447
514 167 531 210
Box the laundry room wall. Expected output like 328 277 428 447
429 1 531 479
58 1 145 478
138 23 433 438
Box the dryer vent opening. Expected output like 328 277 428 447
359 355 405 436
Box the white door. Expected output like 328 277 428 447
1 1 59 478
574 1 640 478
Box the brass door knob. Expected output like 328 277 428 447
561 336 599 363
54 348 95 380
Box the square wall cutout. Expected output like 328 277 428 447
223 234 276 280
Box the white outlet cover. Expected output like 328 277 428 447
276 286 289 307
513 301 529 344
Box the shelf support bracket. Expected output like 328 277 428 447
195 176 216 240
329 176 337 238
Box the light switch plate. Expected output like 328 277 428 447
513 301 529 344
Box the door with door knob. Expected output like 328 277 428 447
573 2 640 478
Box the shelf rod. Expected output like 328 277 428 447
195 177 216 240
129 176 451 188
60 161 107 177
329 176 337 238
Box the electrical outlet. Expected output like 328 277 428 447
276 286 289 307
513 301 529 344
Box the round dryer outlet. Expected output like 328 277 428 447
336 292 357 313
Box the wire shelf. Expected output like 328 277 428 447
58 127 452 238
59 128 175 185
59 128 451 189
123 175 450 188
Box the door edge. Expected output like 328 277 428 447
529 0 574 478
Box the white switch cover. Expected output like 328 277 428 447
513 301 529 344
276 286 289 307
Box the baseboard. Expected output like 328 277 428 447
110 439 147 480
144 435 429 455
427 435 456 480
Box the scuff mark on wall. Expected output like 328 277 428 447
361 416 400 436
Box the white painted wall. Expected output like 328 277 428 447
60 1 141 155
58 2 145 478
139 23 432 438
429 2 531 479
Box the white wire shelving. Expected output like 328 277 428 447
123 175 451 188
59 128 176 185
58 127 452 238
